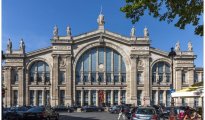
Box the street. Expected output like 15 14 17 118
59 112 122 120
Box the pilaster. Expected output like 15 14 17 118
65 55 72 105
52 54 59 105
18 67 24 106
25 70 29 105
130 55 137 103
143 56 150 105
81 90 84 106
188 68 194 86
111 90 114 106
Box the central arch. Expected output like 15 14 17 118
73 41 131 106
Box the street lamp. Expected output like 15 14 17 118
168 47 176 119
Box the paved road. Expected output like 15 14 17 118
59 112 125 120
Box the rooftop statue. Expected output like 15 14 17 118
7 38 12 50
175 41 180 51
53 25 58 37
66 26 71 36
144 27 149 37
188 41 193 51
130 26 136 37
97 7 105 26
19 39 25 50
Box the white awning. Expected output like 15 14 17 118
171 86 204 98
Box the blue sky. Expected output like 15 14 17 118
2 0 203 67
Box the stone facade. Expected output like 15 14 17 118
2 13 203 108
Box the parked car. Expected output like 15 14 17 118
81 105 104 112
3 107 11 120
4 106 28 120
108 105 130 114
23 106 59 120
52 105 74 113
131 106 159 120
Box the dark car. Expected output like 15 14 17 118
4 106 28 120
52 105 74 113
23 106 59 120
81 105 104 112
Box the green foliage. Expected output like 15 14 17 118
121 0 203 36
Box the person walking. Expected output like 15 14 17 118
118 103 126 120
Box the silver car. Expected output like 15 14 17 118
132 107 159 120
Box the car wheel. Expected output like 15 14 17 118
84 109 87 112
114 110 117 114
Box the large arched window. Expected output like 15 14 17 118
76 47 126 84
152 61 170 84
29 61 50 83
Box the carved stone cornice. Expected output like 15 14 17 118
52 54 59 58
130 54 139 59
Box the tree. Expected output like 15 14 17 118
120 0 203 36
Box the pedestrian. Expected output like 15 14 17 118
118 103 126 120
183 106 191 120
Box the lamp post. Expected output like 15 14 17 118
44 87 47 107
168 47 176 119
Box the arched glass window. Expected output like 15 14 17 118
29 61 50 83
152 61 170 84
76 47 126 84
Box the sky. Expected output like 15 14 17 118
2 0 203 67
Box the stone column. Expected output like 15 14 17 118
118 90 121 105
52 54 59 105
88 90 91 105
18 67 24 106
111 90 114 106
96 90 99 106
156 90 159 105
65 55 72 105
163 90 166 105
25 70 29 106
5 67 12 107
81 90 84 106
188 68 194 86
104 90 106 104
143 57 150 105
34 90 37 106
42 89 45 105
175 68 182 106
130 55 137 104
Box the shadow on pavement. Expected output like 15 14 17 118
60 115 100 120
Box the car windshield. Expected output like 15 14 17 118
27 107 44 112
136 108 155 115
